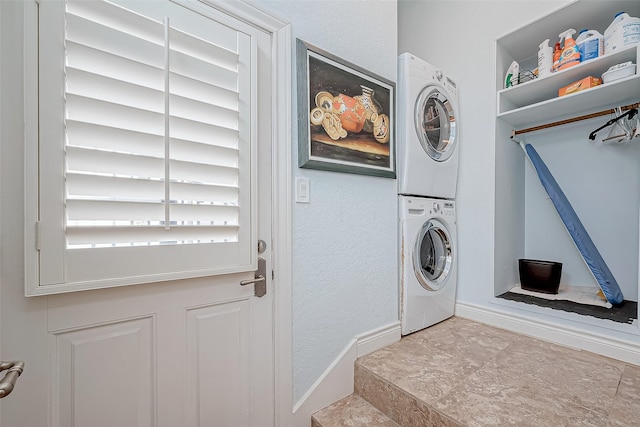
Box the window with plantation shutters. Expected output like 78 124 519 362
30 0 257 294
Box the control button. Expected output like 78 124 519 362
436 70 443 80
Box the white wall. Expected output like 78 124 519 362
399 0 640 337
249 0 399 403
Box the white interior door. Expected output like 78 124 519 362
0 1 276 426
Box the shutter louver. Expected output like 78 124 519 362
64 0 242 249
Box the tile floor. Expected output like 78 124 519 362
315 317 640 426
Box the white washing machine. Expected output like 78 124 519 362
399 195 457 335
397 52 459 199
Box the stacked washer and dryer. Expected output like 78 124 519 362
397 53 460 335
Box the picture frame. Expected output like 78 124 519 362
296 39 396 178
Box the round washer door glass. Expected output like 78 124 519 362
413 219 453 291
414 86 457 162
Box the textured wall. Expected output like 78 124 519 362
250 0 399 403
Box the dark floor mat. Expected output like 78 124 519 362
497 292 637 324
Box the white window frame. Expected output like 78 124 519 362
24 0 259 295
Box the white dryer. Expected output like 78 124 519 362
399 195 457 335
398 52 459 199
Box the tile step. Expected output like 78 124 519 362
354 362 460 427
311 393 400 427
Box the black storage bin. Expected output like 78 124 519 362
518 259 562 294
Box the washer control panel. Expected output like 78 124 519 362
403 197 455 219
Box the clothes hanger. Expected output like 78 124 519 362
588 107 638 141
602 106 635 143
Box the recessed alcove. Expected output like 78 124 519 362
493 0 640 332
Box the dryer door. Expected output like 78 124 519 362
414 86 457 162
413 218 453 291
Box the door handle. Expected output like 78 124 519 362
0 360 24 399
240 257 267 297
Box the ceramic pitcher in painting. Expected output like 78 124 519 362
331 93 367 133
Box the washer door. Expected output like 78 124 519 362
413 219 453 291
414 86 457 162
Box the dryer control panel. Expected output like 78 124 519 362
432 201 455 218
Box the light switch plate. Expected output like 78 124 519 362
295 177 310 203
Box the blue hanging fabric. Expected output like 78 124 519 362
523 143 624 305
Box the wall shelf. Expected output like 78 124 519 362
497 45 640 128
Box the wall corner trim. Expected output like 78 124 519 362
455 302 640 365
292 321 401 426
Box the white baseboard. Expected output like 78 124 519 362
292 321 401 427
356 321 402 358
455 302 640 365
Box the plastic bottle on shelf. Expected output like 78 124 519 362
576 29 604 62
504 60 520 88
552 42 561 72
537 39 553 78
604 12 640 54
557 29 581 71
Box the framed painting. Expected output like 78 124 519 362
296 39 396 178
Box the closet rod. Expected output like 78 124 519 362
512 102 640 137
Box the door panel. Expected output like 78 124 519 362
52 318 155 427
186 301 251 426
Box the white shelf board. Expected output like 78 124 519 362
498 74 640 130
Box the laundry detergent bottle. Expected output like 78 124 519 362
557 29 581 71
604 12 640 54
576 29 604 62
